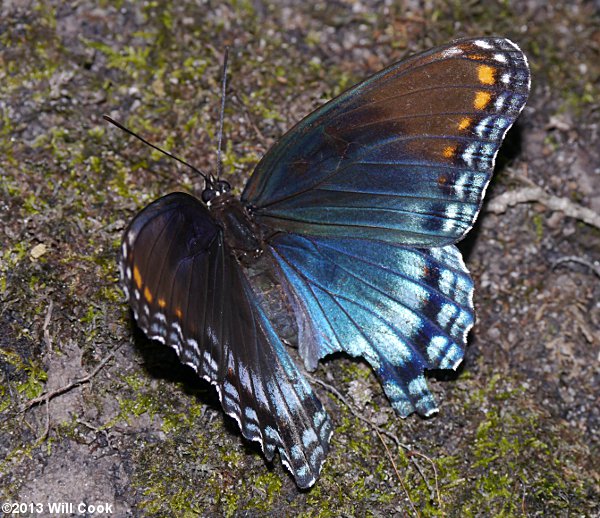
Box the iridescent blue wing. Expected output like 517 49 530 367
270 235 474 417
119 193 332 488
242 37 529 416
243 37 530 246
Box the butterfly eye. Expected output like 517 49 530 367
201 189 217 203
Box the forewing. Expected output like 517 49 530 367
120 192 332 488
269 235 474 417
243 37 530 247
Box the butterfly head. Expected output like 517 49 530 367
201 179 232 206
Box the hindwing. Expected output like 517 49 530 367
120 193 332 488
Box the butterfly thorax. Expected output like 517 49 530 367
206 187 263 265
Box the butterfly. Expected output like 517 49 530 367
116 37 530 488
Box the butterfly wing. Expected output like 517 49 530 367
270 235 474 416
119 192 332 488
243 37 530 247
243 37 529 416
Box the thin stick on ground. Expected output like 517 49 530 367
23 344 123 412
43 299 53 352
308 373 442 509
307 374 410 449
553 256 600 278
375 427 420 517
486 185 600 229
35 399 50 445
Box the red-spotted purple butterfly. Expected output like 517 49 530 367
112 38 530 488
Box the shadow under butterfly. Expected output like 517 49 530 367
113 37 530 488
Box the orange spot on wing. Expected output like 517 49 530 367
158 298 166 308
458 117 472 131
133 265 142 289
474 91 491 110
143 286 153 303
175 307 183 319
443 145 456 159
478 64 495 85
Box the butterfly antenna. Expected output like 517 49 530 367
215 47 229 182
103 115 210 184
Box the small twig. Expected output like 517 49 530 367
553 256 600 278
375 428 420 517
76 418 116 449
43 299 54 353
308 374 442 508
409 456 438 505
307 374 410 450
26 399 51 447
486 186 600 229
23 344 122 411
38 399 50 443
412 451 441 507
